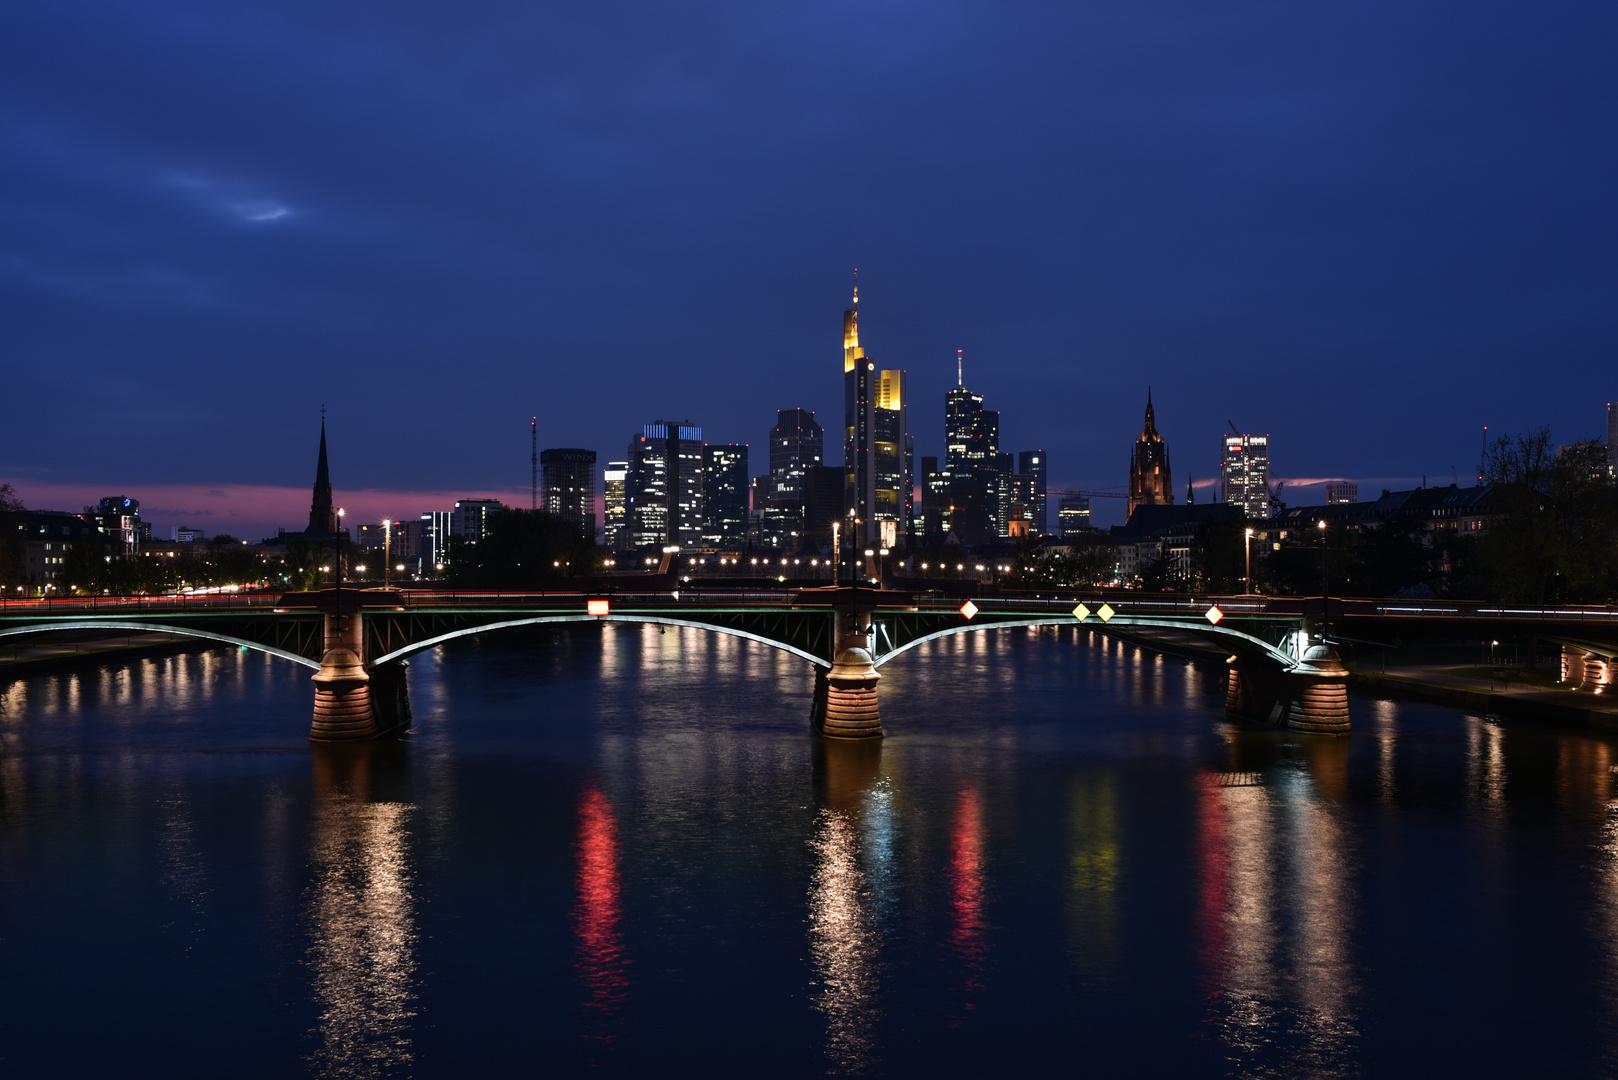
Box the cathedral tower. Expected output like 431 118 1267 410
1128 390 1173 518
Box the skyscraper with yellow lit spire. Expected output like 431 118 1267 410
842 273 910 548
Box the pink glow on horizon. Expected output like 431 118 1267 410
3 479 527 539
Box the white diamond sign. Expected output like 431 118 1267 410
1072 603 1091 621
1205 605 1224 625
1097 603 1115 622
959 600 978 620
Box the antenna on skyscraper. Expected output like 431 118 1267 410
957 349 963 387
853 268 858 305
531 417 537 510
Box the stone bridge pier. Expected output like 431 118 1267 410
1225 638 1351 736
1562 646 1613 693
310 607 410 742
811 608 883 740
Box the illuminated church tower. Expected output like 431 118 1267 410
1127 389 1173 518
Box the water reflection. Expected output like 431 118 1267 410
1067 773 1119 982
1197 734 1358 1076
304 745 418 1079
946 786 987 1022
809 740 887 1074
574 784 628 1038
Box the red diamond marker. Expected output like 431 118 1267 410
1205 605 1224 625
959 599 978 620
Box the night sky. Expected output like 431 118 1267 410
3 0 1614 537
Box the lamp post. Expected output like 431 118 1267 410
1317 518 1328 632
831 521 840 588
336 508 346 605
1244 527 1254 594
382 519 391 589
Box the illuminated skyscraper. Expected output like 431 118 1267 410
770 408 823 502
842 276 909 547
628 421 704 549
702 443 749 546
540 448 596 539
843 278 875 545
1127 390 1173 518
1017 450 1047 535
1058 496 1091 538
1608 401 1616 479
943 352 1000 543
603 462 628 549
1220 434 1270 521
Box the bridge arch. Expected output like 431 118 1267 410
0 621 323 670
370 614 834 669
870 615 1297 669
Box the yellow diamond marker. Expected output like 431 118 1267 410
959 599 979 620
1097 603 1115 622
1072 603 1091 621
1205 605 1224 625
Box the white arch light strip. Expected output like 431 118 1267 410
369 614 833 669
0 621 322 669
871 615 1296 669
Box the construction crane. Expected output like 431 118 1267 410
1047 488 1129 499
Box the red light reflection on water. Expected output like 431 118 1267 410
574 785 627 1036
1196 770 1230 1002
947 786 987 1020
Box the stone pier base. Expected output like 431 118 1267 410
311 646 378 740
1563 646 1613 693
311 610 379 741
1226 644 1351 735
812 612 883 740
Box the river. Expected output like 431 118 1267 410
2 623 1616 1076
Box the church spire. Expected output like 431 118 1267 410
307 418 335 535
1144 387 1157 434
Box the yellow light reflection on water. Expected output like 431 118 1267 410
304 749 418 1077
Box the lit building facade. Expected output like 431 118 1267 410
943 355 1001 543
843 281 876 546
1127 390 1173 518
1058 496 1092 538
1325 482 1359 505
841 279 910 548
540 448 597 540
628 421 704 549
874 371 911 542
419 510 450 570
451 499 502 543
1017 450 1047 535
603 462 628 550
770 408 823 503
702 443 749 546
90 496 143 555
1608 401 1616 479
1220 434 1270 521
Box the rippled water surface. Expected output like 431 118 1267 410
4 625 1618 1076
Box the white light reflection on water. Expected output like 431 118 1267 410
1198 754 1359 1076
808 743 893 1075
303 753 418 1079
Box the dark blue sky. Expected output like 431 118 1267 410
3 0 1614 531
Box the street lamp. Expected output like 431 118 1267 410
336 508 346 601
1317 518 1328 630
1244 527 1255 594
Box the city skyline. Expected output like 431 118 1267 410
4 1 1612 539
